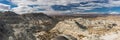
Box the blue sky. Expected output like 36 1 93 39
0 0 120 14
0 0 17 8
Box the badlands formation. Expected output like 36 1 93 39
0 11 120 40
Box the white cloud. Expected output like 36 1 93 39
109 12 120 14
12 6 32 14
108 0 120 7
10 0 98 14
9 0 120 14
0 3 10 11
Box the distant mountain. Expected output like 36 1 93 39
0 11 19 16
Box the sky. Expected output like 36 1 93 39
0 0 120 14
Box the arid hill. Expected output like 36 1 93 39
0 11 120 40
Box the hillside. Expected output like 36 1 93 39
0 11 120 40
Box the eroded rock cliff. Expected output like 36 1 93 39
0 12 120 40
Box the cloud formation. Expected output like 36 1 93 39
0 3 10 11
9 0 120 14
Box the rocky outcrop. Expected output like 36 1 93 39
51 16 120 40
0 12 59 40
1 12 120 40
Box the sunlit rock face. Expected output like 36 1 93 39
51 15 120 40
0 12 120 40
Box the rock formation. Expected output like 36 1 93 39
0 11 120 40
0 12 58 40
